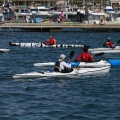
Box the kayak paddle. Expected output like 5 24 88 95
69 51 75 62
117 40 120 44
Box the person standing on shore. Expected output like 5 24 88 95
77 8 80 21
60 11 65 22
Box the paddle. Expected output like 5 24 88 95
116 40 120 44
69 51 75 62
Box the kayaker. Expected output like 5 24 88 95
74 47 94 62
54 54 73 73
103 37 116 48
43 35 57 45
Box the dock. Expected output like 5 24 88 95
1 22 120 32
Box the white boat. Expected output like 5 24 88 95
91 50 120 54
36 6 51 16
13 66 110 79
83 12 108 25
30 5 52 18
9 42 88 48
89 46 120 52
34 60 111 68
0 49 10 53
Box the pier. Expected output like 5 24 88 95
1 22 120 32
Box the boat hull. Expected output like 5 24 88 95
89 46 120 52
13 66 110 79
0 49 10 53
9 42 87 48
34 60 111 68
91 50 120 54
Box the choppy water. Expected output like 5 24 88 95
0 31 120 120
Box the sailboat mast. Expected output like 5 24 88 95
64 0 66 12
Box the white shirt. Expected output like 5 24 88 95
59 61 71 70
77 9 80 12
80 10 85 14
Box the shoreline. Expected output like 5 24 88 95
1 22 120 32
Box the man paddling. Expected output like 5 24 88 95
103 37 116 48
54 54 73 73
43 35 57 45
74 47 94 62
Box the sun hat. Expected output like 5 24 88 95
59 54 66 61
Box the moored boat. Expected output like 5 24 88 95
89 46 120 52
13 66 110 79
9 42 89 48
34 60 111 68
91 49 120 54
0 49 10 53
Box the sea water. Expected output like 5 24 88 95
0 31 120 119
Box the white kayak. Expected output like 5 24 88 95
91 50 120 54
9 42 89 48
89 46 120 52
0 49 10 53
13 66 110 79
34 60 111 68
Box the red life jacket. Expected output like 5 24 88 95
75 52 94 62
43 38 56 45
106 41 113 47
49 38 56 45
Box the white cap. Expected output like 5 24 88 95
59 54 66 61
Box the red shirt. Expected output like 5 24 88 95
106 41 113 47
49 38 56 45
43 38 57 45
75 52 94 62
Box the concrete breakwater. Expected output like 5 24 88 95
1 22 120 32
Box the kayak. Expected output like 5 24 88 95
9 42 89 48
13 66 110 79
34 60 111 68
0 49 10 53
91 50 120 54
89 46 120 52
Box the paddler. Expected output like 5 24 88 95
43 35 57 45
103 37 116 48
74 47 94 62
54 54 73 73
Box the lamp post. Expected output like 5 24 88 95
85 0 88 15
85 0 88 21
64 0 66 12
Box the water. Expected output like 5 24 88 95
0 31 120 120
